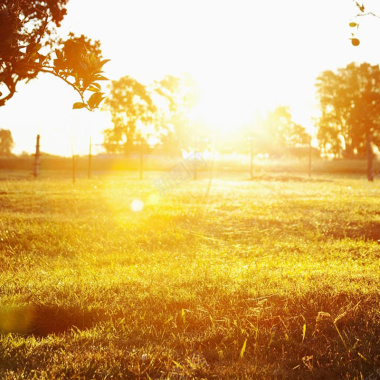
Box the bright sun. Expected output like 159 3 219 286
3 0 365 156
190 78 268 139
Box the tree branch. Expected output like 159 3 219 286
39 67 91 110
355 11 380 19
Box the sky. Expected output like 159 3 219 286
2 0 380 156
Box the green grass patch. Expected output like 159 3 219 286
0 174 379 379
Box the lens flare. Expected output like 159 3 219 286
130 199 144 212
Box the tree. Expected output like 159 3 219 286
316 68 354 158
0 0 108 110
0 129 14 156
103 77 157 155
254 106 309 156
316 63 380 180
153 74 199 156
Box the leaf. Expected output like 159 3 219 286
73 102 87 109
349 22 358 27
95 75 109 81
87 92 105 109
27 43 41 53
98 59 111 69
351 38 360 46
239 338 247 359
88 82 101 91
37 54 46 65
87 85 100 92
55 50 63 61
302 324 306 343
356 2 365 12
79 62 88 71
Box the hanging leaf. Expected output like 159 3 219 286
87 92 105 109
73 102 87 109
349 22 358 27
351 38 360 46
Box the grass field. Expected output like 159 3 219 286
0 172 379 379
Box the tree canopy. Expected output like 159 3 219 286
251 106 309 157
103 74 199 156
0 129 14 156
153 74 199 156
0 0 108 110
316 62 380 180
102 76 157 155
316 63 380 157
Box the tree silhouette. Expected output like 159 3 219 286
0 0 108 110
0 129 14 156
153 74 199 156
316 63 380 180
103 77 156 155
254 106 309 156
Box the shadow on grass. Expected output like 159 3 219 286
329 221 380 241
0 303 100 337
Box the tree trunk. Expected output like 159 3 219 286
366 131 374 181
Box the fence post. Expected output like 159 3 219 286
33 134 40 178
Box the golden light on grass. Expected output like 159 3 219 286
147 193 161 205
130 199 144 212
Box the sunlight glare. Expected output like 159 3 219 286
147 193 161 205
131 199 144 212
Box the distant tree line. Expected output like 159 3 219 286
102 73 314 159
316 62 380 180
2 0 379 182
103 58 380 181
102 74 200 158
